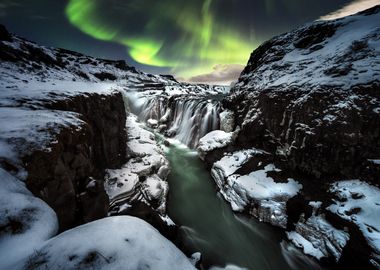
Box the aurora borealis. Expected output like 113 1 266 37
64 0 257 80
1 0 378 83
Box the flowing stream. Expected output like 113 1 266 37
125 91 323 270
162 140 323 270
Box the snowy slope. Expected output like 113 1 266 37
0 25 199 269
235 6 380 92
23 216 195 270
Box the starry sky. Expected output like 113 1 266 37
1 0 378 84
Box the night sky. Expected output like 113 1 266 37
1 0 378 84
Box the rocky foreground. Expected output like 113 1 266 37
199 6 380 270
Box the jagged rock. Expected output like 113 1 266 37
105 115 170 217
219 110 235 133
0 24 12 41
287 202 349 262
24 92 127 230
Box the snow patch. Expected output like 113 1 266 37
328 180 380 264
23 216 196 270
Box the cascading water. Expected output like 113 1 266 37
166 98 220 148
122 88 324 269
125 90 223 148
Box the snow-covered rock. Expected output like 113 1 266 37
105 115 169 216
0 168 58 270
224 6 380 181
0 24 195 269
328 180 380 267
211 149 302 228
287 202 349 261
210 265 248 270
214 7 380 267
197 130 234 160
23 216 196 270
235 6 380 92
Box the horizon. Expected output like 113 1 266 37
1 0 379 85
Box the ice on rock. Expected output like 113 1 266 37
286 231 325 260
23 216 196 270
368 159 380 165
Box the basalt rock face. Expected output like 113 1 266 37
202 6 380 269
226 6 380 182
224 84 380 181
25 92 127 231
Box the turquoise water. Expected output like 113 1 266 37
162 141 322 270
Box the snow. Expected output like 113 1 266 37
368 159 380 165
288 205 349 261
23 216 196 270
197 130 234 159
147 118 159 127
212 149 264 177
105 115 169 215
0 30 203 270
328 180 380 261
0 168 58 270
231 164 302 200
235 7 380 95
0 107 84 176
211 148 302 227
210 265 248 270
287 231 325 260
189 252 201 266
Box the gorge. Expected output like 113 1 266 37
0 5 380 270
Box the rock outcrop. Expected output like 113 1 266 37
25 92 127 230
200 6 380 269
0 24 196 269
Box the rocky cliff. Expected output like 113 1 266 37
0 24 198 269
200 6 380 269
24 92 127 230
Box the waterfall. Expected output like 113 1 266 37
167 98 221 148
124 91 223 149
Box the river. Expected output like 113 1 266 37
162 139 323 270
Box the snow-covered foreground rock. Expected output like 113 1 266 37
0 168 58 269
23 216 195 270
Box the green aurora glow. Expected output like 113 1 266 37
65 0 259 79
